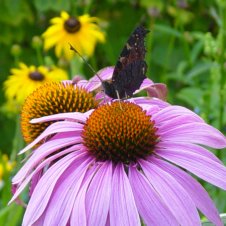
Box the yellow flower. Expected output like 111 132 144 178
4 63 68 107
0 154 15 182
42 11 105 60
0 165 3 182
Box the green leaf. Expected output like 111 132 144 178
0 0 33 25
154 24 183 39
185 62 213 81
191 40 204 64
202 214 226 225
34 0 71 12
176 87 204 108
0 204 24 226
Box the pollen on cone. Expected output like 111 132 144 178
82 101 159 163
21 81 98 143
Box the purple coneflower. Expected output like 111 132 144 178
19 66 159 144
10 96 226 226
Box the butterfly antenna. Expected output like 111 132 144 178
69 43 103 82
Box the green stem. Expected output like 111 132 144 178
13 55 20 66
70 57 83 80
162 34 175 84
218 4 226 132
84 0 93 14
180 25 192 67
35 47 44 66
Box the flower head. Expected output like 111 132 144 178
42 11 105 60
10 97 226 226
4 63 68 107
21 81 98 144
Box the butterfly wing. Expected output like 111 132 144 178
115 60 147 98
111 25 148 99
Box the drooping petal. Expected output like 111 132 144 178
152 105 204 125
129 165 179 226
10 148 85 204
159 122 226 149
70 164 100 226
19 121 83 154
156 144 226 190
86 162 112 226
110 163 140 226
32 213 46 226
22 152 87 226
30 111 90 124
29 168 43 197
43 157 92 226
13 137 79 184
139 159 201 226
157 115 204 132
150 157 223 226
132 97 170 109
156 141 222 164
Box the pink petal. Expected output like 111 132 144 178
157 115 205 133
157 141 222 164
134 78 154 94
150 157 223 226
30 111 90 124
71 76 84 84
22 152 83 226
159 122 226 149
86 162 112 226
32 213 45 226
110 163 140 226
145 105 162 116
76 79 89 88
146 83 168 100
129 166 179 225
10 147 85 203
29 168 43 197
133 97 170 109
139 159 201 226
156 144 226 189
19 121 83 154
96 66 114 80
70 164 100 226
13 137 79 184
152 106 204 124
95 92 105 100
62 80 73 86
43 157 92 226
85 66 114 91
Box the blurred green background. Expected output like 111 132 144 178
0 0 226 225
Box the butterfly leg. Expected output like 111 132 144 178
116 90 123 110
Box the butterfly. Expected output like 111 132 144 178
70 25 149 99
102 25 149 99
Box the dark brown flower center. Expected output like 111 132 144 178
64 17 81 33
29 71 45 81
21 82 98 143
82 102 159 164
